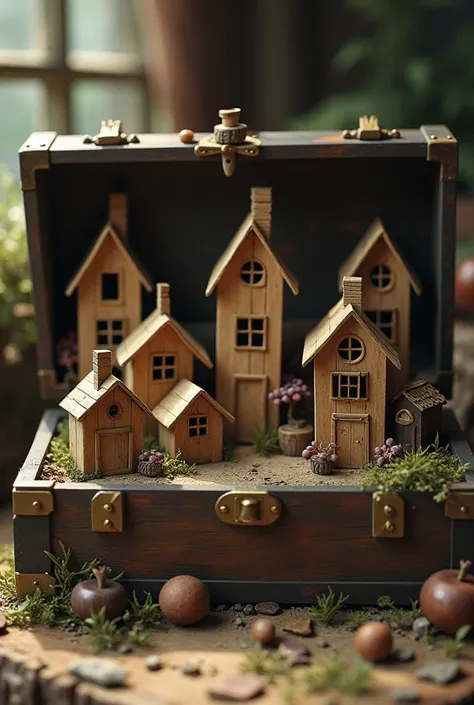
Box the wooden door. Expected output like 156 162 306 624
234 375 267 443
95 427 132 475
331 413 369 468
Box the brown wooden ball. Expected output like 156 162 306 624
354 622 393 662
159 575 210 625
179 129 195 144
250 618 276 644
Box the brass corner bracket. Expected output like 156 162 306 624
343 115 401 141
372 492 405 538
195 108 260 177
420 125 457 182
91 490 123 532
83 120 140 146
445 491 474 519
15 572 56 598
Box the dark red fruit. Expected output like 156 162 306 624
456 257 474 315
420 560 474 634
71 566 128 620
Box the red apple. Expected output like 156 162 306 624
455 257 474 315
420 560 474 634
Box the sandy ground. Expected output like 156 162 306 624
97 446 370 488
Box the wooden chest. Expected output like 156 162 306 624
13 115 474 605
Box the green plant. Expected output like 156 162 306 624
162 449 197 478
240 644 291 683
309 586 349 625
376 594 406 624
252 427 280 457
302 657 372 696
85 607 122 654
347 610 366 629
410 598 423 619
127 621 151 647
424 626 437 646
125 591 161 628
444 624 471 657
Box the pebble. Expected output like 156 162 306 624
391 688 420 702
415 660 461 685
393 647 415 663
145 655 162 672
278 639 311 665
234 617 245 627
315 637 329 648
215 605 227 613
117 643 133 655
282 615 313 637
390 622 400 630
181 663 201 677
412 617 430 639
255 602 280 616
371 615 383 623
68 659 127 688
233 604 244 613
208 673 266 701
243 604 254 616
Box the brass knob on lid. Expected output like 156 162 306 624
214 107 247 145
219 108 241 128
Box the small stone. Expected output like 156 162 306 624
215 605 227 613
393 647 415 663
68 659 127 688
255 602 279 616
391 689 420 702
181 663 201 677
145 655 162 672
282 615 313 637
208 673 266 701
234 617 245 627
279 639 311 665
415 660 462 685
243 604 254 616
118 643 133 655
179 129 195 144
233 604 244 613
316 637 329 648
412 617 430 639
390 622 400 630
371 615 383 622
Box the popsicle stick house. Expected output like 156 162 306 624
65 193 153 377
206 187 299 442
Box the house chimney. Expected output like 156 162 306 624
156 283 170 315
92 349 112 390
108 193 127 242
342 276 362 310
250 187 272 240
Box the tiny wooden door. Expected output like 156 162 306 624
234 374 267 443
331 413 369 468
95 427 132 474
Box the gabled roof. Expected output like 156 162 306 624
59 371 153 421
152 378 235 429
205 214 299 296
338 218 422 295
390 379 446 410
116 310 213 369
302 298 401 369
65 223 153 296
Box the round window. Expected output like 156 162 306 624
337 336 365 363
240 260 265 286
370 264 393 291
107 403 122 419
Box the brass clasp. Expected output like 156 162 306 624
215 490 281 526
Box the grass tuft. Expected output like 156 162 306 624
240 644 291 683
124 591 161 628
252 427 280 457
85 607 121 654
302 657 372 696
309 586 349 625
346 610 366 630
444 625 471 658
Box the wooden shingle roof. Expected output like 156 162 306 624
65 223 153 296
152 378 234 429
302 298 401 369
59 371 153 421
205 214 299 297
390 379 446 410
338 218 422 295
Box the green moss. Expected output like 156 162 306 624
302 657 372 696
240 644 291 683
252 427 280 457
361 440 468 502
309 586 349 625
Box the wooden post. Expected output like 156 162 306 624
342 276 362 310
92 350 112 390
250 187 272 240
156 283 171 315
108 193 128 243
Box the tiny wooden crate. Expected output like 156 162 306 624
13 123 474 605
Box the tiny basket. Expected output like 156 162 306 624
310 457 334 476
138 458 164 478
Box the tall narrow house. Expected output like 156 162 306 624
206 188 299 442
65 194 153 377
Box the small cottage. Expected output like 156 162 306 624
206 187 299 442
65 193 153 377
389 379 446 451
59 349 153 476
302 277 401 469
153 378 234 465
339 218 422 393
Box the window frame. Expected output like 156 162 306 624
364 309 398 344
96 318 126 347
330 372 368 401
239 259 266 288
100 270 122 304
187 414 209 439
370 264 394 292
234 315 267 351
337 335 365 364
150 351 177 384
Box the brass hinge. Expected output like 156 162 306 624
18 131 57 191
215 490 281 526
195 108 260 177
83 120 139 146
372 492 405 538
15 573 56 599
91 491 123 532
12 489 53 516
342 115 401 141
420 125 457 182
445 492 474 519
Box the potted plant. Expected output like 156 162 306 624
138 449 164 477
302 441 338 475
269 377 313 456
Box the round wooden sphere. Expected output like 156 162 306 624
179 129 195 144
354 622 393 662
250 618 276 644
159 575 210 625
456 256 474 315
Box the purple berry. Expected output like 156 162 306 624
330 454 338 463
302 449 311 460
273 398 281 406
282 395 290 404
377 456 385 467
374 447 382 455
386 438 394 447
301 384 308 392
268 392 274 400
292 393 301 402
139 453 145 462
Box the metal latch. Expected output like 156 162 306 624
445 492 474 519
83 120 139 146
372 492 404 538
91 491 123 532
215 491 281 526
12 489 53 516
195 108 260 177
342 115 400 141
15 573 56 598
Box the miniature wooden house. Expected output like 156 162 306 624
302 277 401 469
206 187 299 442
389 379 446 451
339 218 422 393
59 349 153 476
116 283 213 412
153 378 234 464
65 193 153 377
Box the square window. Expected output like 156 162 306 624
165 355 175 365
251 318 264 331
112 320 122 330
237 332 249 347
101 273 119 301
153 356 163 366
199 416 207 425
188 415 208 438
97 334 108 345
199 426 207 436
237 318 248 331
165 368 174 379
153 369 162 380
251 333 264 347
112 334 123 345
97 320 107 331
380 311 393 324
189 427 198 437
188 417 198 426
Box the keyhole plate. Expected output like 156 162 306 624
215 490 281 526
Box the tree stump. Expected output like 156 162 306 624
278 424 313 457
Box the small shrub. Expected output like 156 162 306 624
309 586 349 625
127 621 150 647
302 657 372 696
125 591 161 628
252 427 280 457
346 610 366 630
162 449 196 478
444 625 471 658
240 644 290 683
85 607 121 654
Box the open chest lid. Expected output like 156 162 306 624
19 114 458 401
